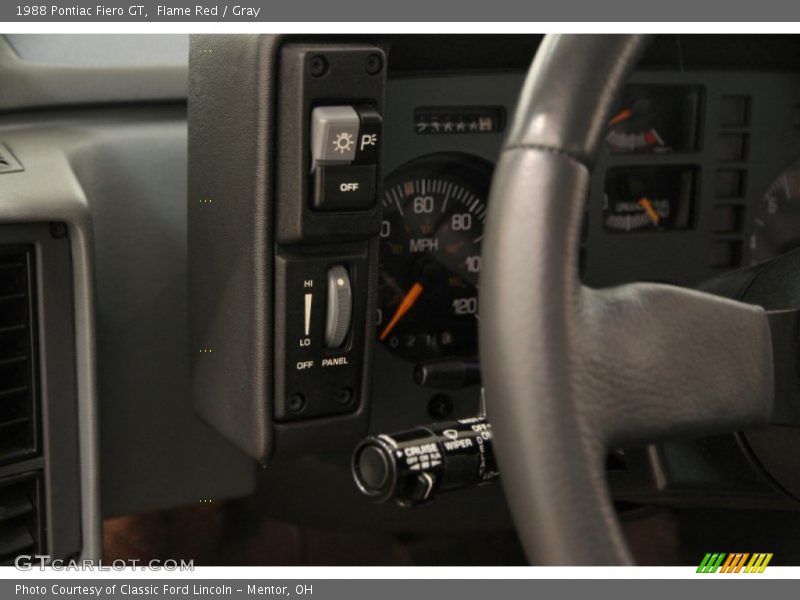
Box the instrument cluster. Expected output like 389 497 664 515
378 72 800 369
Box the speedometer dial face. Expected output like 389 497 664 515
750 158 800 265
378 154 491 361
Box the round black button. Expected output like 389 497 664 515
356 445 390 491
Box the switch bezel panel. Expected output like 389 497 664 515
274 249 369 422
271 43 385 448
189 36 384 461
275 44 386 244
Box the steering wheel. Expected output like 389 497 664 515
479 35 775 565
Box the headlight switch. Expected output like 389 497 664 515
310 105 382 212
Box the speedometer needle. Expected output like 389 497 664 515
379 282 425 341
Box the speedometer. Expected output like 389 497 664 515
377 153 491 361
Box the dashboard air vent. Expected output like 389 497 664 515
0 247 38 465
0 473 43 565
0 143 24 175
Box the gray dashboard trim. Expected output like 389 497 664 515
1 108 259 523
188 34 281 461
5 34 188 68
0 137 100 559
0 35 188 112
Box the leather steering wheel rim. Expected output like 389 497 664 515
479 34 776 565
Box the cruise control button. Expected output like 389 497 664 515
313 165 375 211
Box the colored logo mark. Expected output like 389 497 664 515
697 553 773 573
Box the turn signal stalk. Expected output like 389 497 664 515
352 416 498 506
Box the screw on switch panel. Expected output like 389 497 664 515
336 387 354 407
288 393 306 414
50 222 68 239
365 53 383 75
310 54 329 78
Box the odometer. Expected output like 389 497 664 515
377 154 492 361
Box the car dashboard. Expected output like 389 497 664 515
3 34 800 565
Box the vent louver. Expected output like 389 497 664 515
0 247 38 465
0 143 24 174
0 473 43 565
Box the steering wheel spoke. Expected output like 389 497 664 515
579 283 773 447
